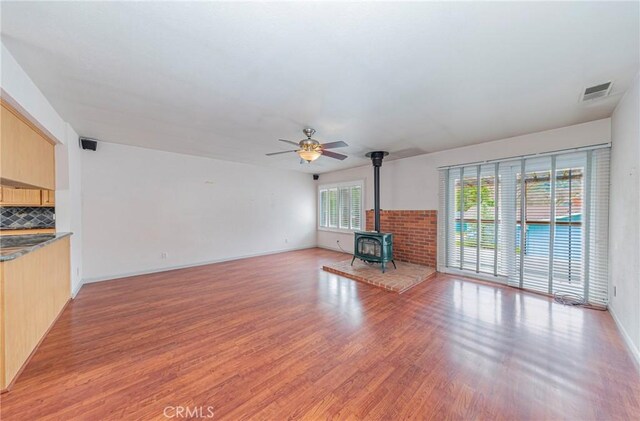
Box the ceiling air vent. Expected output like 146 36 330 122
581 82 612 102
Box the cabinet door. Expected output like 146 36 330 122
41 190 55 206
1 236 70 389
0 187 42 206
0 103 56 190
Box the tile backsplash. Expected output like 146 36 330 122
0 207 55 230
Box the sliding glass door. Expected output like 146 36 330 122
439 147 610 305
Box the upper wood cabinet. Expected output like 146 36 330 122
41 190 55 206
0 102 56 190
0 186 55 207
0 186 42 206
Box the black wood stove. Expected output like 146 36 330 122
351 151 396 273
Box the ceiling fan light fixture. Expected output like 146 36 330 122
298 149 321 162
268 128 348 162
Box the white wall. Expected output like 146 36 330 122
1 40 83 295
609 72 640 365
81 142 317 282
317 118 611 251
55 124 83 295
1 42 66 144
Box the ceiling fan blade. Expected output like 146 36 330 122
321 150 348 160
320 141 348 149
278 139 300 147
266 150 298 156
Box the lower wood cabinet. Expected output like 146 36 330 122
0 236 70 391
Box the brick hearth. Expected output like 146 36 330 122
365 210 437 267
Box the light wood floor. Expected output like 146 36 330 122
1 248 639 420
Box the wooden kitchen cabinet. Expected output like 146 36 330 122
0 186 42 206
0 236 70 391
41 190 55 206
0 187 55 207
0 101 56 190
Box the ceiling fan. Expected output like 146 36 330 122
266 128 348 163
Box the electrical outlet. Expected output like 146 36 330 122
161 252 168 260
285 238 288 244
613 286 617 297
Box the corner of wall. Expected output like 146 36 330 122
608 70 640 368
65 123 83 298
1 41 66 144
608 304 640 369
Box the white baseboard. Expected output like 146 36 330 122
317 244 351 254
608 304 640 370
81 245 316 285
71 280 84 298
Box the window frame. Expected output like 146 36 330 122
439 147 611 305
318 180 364 233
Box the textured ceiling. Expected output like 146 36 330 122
1 2 638 173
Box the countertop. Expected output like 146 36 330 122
0 232 72 262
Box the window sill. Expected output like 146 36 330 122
318 227 359 235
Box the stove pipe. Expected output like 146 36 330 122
365 151 389 233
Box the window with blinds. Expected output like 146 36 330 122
440 147 610 305
319 181 363 231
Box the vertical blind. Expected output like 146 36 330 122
439 147 610 305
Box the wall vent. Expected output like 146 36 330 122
581 82 612 102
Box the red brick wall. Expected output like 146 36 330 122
365 210 437 268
